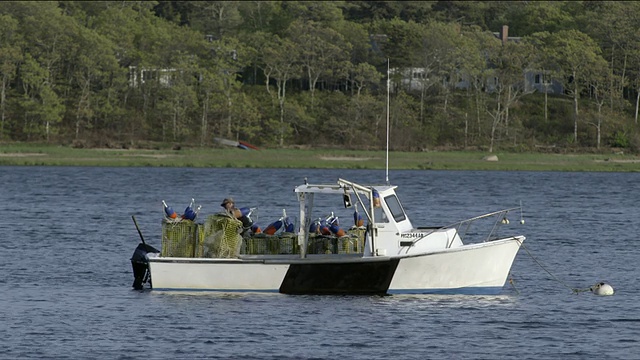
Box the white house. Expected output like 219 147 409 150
128 66 178 88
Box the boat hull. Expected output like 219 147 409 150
148 236 523 295
388 237 522 294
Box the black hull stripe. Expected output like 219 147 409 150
279 259 400 295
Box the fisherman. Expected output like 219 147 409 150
220 197 237 217
220 197 258 237
208 198 244 258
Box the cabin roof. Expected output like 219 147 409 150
294 183 396 195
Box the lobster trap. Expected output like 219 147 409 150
161 219 199 257
307 232 363 255
243 233 299 255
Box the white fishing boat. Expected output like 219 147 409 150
130 62 524 295
130 177 525 295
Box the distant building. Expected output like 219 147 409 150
493 24 521 45
387 67 467 93
524 70 564 94
494 25 563 95
128 35 237 88
387 25 564 95
128 66 178 88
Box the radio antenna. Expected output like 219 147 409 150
386 59 390 184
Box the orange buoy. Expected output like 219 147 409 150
163 200 177 219
372 190 381 208
264 219 283 235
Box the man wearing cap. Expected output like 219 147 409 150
220 198 237 217
210 197 244 257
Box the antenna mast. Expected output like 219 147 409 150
386 59 390 184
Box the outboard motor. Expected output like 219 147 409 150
131 242 160 290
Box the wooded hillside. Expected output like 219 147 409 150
1 1 639 153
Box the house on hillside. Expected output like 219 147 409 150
389 67 468 93
524 70 563 94
493 25 564 95
128 35 237 88
128 66 179 88
383 25 564 95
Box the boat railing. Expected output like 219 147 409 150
435 206 522 246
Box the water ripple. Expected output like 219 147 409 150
1 168 640 358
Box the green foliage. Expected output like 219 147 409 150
231 92 262 143
507 2 575 36
0 1 639 154
370 18 425 67
610 130 630 148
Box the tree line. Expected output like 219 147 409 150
1 1 640 152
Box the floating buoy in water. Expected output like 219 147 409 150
590 282 614 296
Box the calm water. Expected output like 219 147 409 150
1 167 639 359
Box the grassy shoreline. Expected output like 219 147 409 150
1 143 640 171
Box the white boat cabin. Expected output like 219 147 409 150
295 178 464 259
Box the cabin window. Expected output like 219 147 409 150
384 195 406 222
535 73 550 85
374 207 389 223
412 71 425 80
